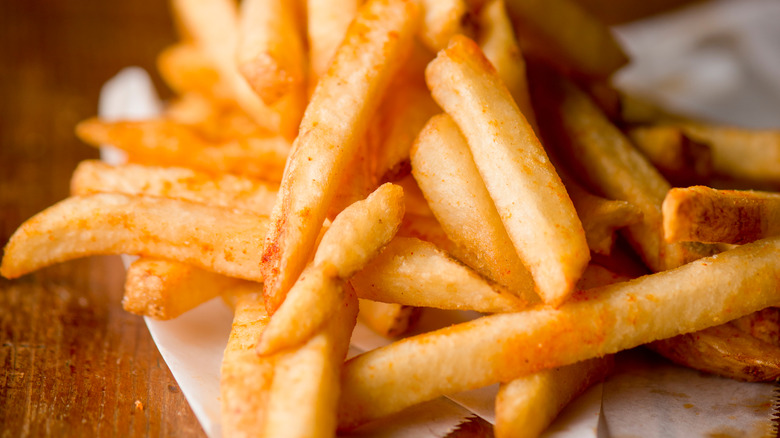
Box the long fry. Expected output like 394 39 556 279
306 0 361 85
426 35 589 306
0 194 269 281
260 0 419 313
337 237 780 428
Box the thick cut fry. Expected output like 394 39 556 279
663 186 780 245
350 237 534 313
627 125 713 187
156 44 229 98
258 184 404 354
337 237 780 428
567 182 643 255
71 160 278 215
418 0 474 52
426 36 589 306
260 0 419 313
306 0 361 85
495 356 613 438
262 287 358 438
238 0 305 105
477 0 537 131
170 0 291 134
0 194 268 281
76 118 290 182
503 0 628 78
357 299 421 338
537 74 714 271
411 113 535 296
220 290 274 438
677 122 780 185
123 258 258 320
649 324 780 382
397 213 457 254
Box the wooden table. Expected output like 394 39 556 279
0 2 206 436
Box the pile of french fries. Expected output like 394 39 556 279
3 0 780 436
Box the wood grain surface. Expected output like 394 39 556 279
0 2 205 436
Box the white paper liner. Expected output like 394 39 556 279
97 1 780 432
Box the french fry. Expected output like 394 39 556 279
418 0 474 52
504 0 628 79
262 286 358 438
411 113 536 295
76 118 290 182
649 323 780 382
357 299 421 338
260 0 419 313
306 0 361 86
731 308 780 347
123 258 259 320
677 122 780 185
337 237 780 428
237 0 305 105
395 175 434 217
627 125 713 187
156 44 229 99
258 183 404 354
662 186 780 244
350 237 535 313
495 356 613 438
70 160 278 215
165 93 265 141
426 35 589 306
0 193 269 282
220 289 274 437
397 212 458 255
477 0 537 131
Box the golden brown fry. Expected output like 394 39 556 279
76 118 289 182
262 287 358 438
337 237 780 428
395 175 434 218
662 186 780 244
237 0 305 105
357 299 421 338
411 113 536 295
731 308 780 348
477 0 537 131
260 0 419 313
677 122 780 185
426 36 589 306
567 182 643 255
350 237 535 313
504 0 628 78
156 44 229 98
627 125 713 187
0 193 269 281
649 323 780 382
306 0 361 85
418 0 474 52
495 356 613 438
123 258 258 320
71 160 278 215
258 183 404 354
220 289 274 438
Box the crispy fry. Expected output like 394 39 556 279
156 44 228 98
411 113 536 295
426 36 589 306
357 299 421 338
495 356 613 438
306 0 361 85
260 0 419 313
677 122 780 185
477 0 537 131
731 308 780 348
237 0 305 105
350 237 535 313
71 160 278 214
123 258 258 320
0 194 269 281
76 118 289 182
418 0 474 52
504 0 628 78
258 184 404 354
337 237 780 428
627 125 713 187
567 182 643 255
662 186 780 244
649 324 780 382
220 290 274 438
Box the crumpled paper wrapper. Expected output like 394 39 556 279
99 0 780 435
